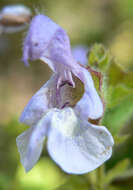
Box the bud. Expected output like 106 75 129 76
0 5 32 33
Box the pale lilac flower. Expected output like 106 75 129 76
16 15 114 174
72 45 88 66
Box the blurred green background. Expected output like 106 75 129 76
0 0 133 189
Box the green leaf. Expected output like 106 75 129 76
88 43 111 72
104 159 130 186
0 173 11 190
56 176 90 190
114 135 130 145
102 94 133 134
122 72 133 88
107 185 126 190
115 168 133 179
107 62 133 89
107 62 125 86
107 84 133 108
17 158 65 190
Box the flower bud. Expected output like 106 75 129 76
0 5 32 33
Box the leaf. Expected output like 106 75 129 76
107 62 125 86
104 159 130 186
115 168 133 179
114 135 130 145
0 173 11 190
107 62 133 89
89 71 102 92
102 94 133 135
56 176 90 190
107 185 126 190
88 43 111 72
17 158 65 190
122 71 133 88
107 84 133 108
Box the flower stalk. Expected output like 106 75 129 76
95 165 105 190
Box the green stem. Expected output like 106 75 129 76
95 165 105 190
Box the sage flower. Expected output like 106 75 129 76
72 45 88 66
16 15 114 174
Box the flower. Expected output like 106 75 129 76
72 45 88 66
0 5 32 33
16 15 114 174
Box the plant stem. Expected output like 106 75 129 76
95 165 105 190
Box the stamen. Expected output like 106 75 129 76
59 80 73 88
61 102 70 109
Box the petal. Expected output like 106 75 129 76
40 28 77 87
23 14 77 71
72 45 88 66
74 67 103 119
47 108 114 174
20 74 58 126
41 28 77 71
1 5 31 16
23 14 77 72
17 111 52 172
22 14 59 66
23 14 76 86
16 127 43 172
